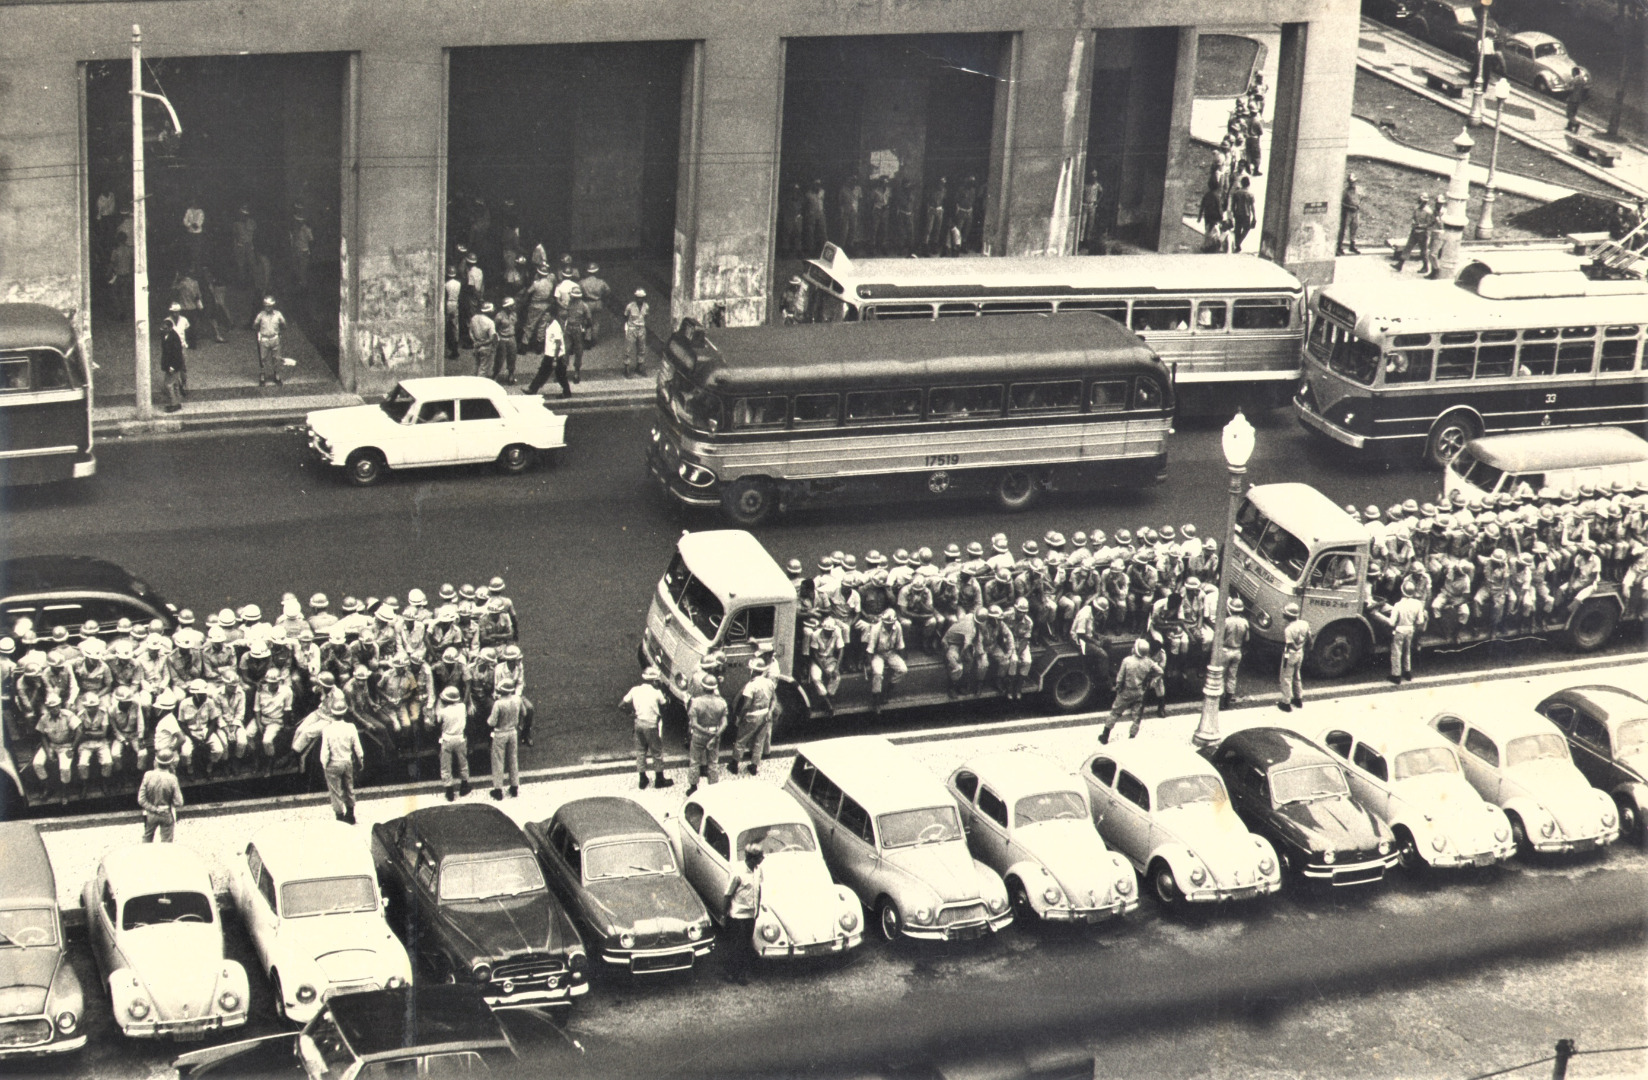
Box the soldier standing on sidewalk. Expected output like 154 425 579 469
138 749 183 842
1277 603 1311 713
1337 172 1361 255
623 668 673 790
319 698 363 824
1101 640 1161 744
684 672 728 795
1220 596 1250 708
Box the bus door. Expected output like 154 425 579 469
1301 546 1366 626
0 344 88 481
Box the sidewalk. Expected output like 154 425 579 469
33 653 1647 917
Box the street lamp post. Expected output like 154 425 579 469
1467 1 1490 126
1193 410 1256 749
1477 77 1510 240
1436 127 1475 279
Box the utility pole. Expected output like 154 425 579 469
1551 1039 1576 1080
129 25 181 421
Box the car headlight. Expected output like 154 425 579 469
619 933 636 950
839 911 859 932
1495 824 1510 843
986 895 1006 914
295 984 318 1004
1042 886 1062 906
55 1011 77 1034
218 991 241 1013
1258 856 1276 876
386 975 406 989
1430 834 1447 852
912 907 933 925
687 922 703 940
127 999 151 1021
759 922 781 943
1116 875 1134 895
1602 809 1616 828
569 952 589 975
1378 839 1392 855
1322 850 1337 865
1188 867 1207 886
1540 818 1556 838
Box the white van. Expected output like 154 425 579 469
1444 427 1648 501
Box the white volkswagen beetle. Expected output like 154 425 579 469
947 750 1138 923
1428 706 1619 856
227 822 413 1023
81 844 250 1040
305 376 567 486
676 780 864 959
1080 741 1282 907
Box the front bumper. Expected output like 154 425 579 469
1181 877 1283 904
121 1011 246 1040
0 1021 87 1057
602 940 714 974
1530 825 1619 854
1294 397 1366 449
757 931 863 959
1428 840 1517 868
902 910 1014 942
1041 895 1140 923
306 428 342 466
484 980 589 1009
645 446 720 508
1301 853 1398 886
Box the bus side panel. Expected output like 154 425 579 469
0 392 93 484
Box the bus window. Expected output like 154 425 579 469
1556 335 1596 376
1475 345 1515 379
1060 300 1128 322
846 388 923 421
1435 347 1474 381
1131 300 1191 332
1385 347 1433 384
1132 377 1164 410
1232 299 1291 330
980 301 1053 316
938 303 979 318
1519 329 1557 376
793 393 841 426
732 396 788 429
31 351 74 391
1089 380 1128 412
928 385 1004 419
1195 301 1227 330
1328 336 1380 385
1008 381 1082 413
1601 335 1640 373
867 304 934 320
1393 333 1431 347
0 356 30 391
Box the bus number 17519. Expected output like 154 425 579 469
925 453 960 468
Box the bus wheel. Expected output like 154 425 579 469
1043 661 1096 713
1566 597 1619 652
1308 622 1366 679
994 469 1040 512
721 477 777 527
1424 411 1480 469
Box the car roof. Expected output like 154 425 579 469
677 530 795 604
404 804 531 859
1464 427 1648 473
1 555 155 600
1244 483 1372 548
688 780 812 827
1433 704 1564 743
393 376 505 400
1508 30 1563 47
1324 716 1455 760
956 750 1081 800
794 736 955 815
1216 727 1337 772
102 843 214 894
0 823 54 902
551 796 666 842
1089 740 1220 785
1547 685 1648 732
330 985 511 1059
0 303 76 353
249 822 375 881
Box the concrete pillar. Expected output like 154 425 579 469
1155 27 1202 253
348 47 446 393
999 29 1094 257
674 35 782 328
0 58 85 331
1260 13 1358 286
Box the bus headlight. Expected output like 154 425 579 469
677 462 716 488
1251 608 1272 630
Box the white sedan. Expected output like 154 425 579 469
306 376 567 486
226 822 413 1023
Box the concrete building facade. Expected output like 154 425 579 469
0 0 1360 398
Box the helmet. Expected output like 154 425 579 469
1160 526 1177 542
786 558 804 576
697 672 720 692
459 584 477 601
155 748 178 767
263 669 282 683
408 588 427 606
219 607 239 626
991 533 1010 553
986 604 1004 619
1365 505 1382 522
1044 531 1066 550
502 644 522 660
240 604 262 623
1403 498 1420 515
1071 532 1088 548
81 691 101 708
944 543 963 560
1184 576 1201 591
965 542 985 559
817 554 835 571
442 646 461 663
249 641 271 659
439 584 457 602
881 607 897 622
1014 597 1030 613
865 550 886 568
1133 639 1150 657
1228 596 1245 613
496 674 516 691
50 626 69 643
641 666 662 683
440 686 462 703
1115 529 1133 546
187 678 210 694
893 549 911 566
114 685 135 701
490 576 506 592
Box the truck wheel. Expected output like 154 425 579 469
1308 622 1367 679
346 448 387 486
1424 411 1480 468
994 469 1040 512
497 444 536 475
1043 661 1096 713
722 477 777 527
1566 597 1619 652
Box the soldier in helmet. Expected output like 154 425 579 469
486 673 524 800
684 671 728 795
1101 640 1162 743
1277 602 1311 712
75 690 117 798
1375 579 1428 684
32 691 80 801
1219 596 1250 708
109 684 147 777
622 667 673 790
137 748 183 842
733 652 778 776
865 607 907 713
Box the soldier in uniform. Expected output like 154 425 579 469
75 691 116 797
178 678 222 777
1069 592 1113 699
1219 596 1250 708
32 692 79 800
803 612 845 715
1102 640 1161 744
1277 603 1311 713
1376 580 1428 684
979 604 1016 697
942 608 986 699
733 655 777 776
486 674 523 801
435 685 470 800
866 608 907 714
685 672 728 795
622 668 672 790
138 749 183 842
254 668 294 771
109 684 147 777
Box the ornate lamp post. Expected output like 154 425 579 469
1477 78 1510 240
1193 410 1256 749
1467 1 1491 126
1435 127 1475 279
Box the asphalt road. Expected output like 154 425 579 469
4 404 1644 779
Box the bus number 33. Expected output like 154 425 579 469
925 453 961 467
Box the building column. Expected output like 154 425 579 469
0 58 84 331
1260 14 1357 286
1155 27 1202 253
997 29 1094 257
347 47 446 394
673 35 782 328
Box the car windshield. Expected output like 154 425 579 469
281 875 378 918
380 384 415 424
1157 774 1227 811
1393 747 1460 779
122 891 215 930
440 854 545 902
1505 734 1570 768
739 822 816 855
1013 790 1088 826
1618 719 1648 757
1270 763 1351 805
583 839 677 881
0 907 58 948
877 806 963 849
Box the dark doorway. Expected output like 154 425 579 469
1087 28 1182 251
778 34 1006 260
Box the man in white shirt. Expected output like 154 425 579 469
621 667 672 790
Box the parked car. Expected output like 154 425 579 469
1407 0 1499 60
1319 714 1517 870
226 823 413 1023
172 984 520 1078
1361 0 1415 26
81 844 249 1039
1080 741 1282 907
1202 727 1397 886
524 796 714 975
784 736 1013 943
946 750 1138 924
1535 685 1648 845
0 555 175 641
1499 31 1589 95
305 375 567 486
0 822 84 1059
675 780 864 959
369 803 588 1009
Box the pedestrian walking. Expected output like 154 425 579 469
174 270 205 349
721 845 764 986
623 288 650 377
319 697 363 824
623 667 673 790
487 674 522 799
1199 178 1225 239
684 671 727 795
1080 170 1104 253
1100 639 1161 743
436 685 470 801
525 314 569 398
138 748 183 842
1564 70 1589 133
1425 194 1445 278
1229 176 1256 253
252 296 286 387
182 197 206 272
562 286 588 383
1277 602 1311 712
159 317 185 413
1337 171 1361 255
733 655 776 776
1393 194 1433 273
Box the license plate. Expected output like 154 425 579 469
169 1020 215 1040
947 924 987 942
1472 854 1496 867
798 941 839 956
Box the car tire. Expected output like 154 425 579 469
1506 811 1530 857
875 897 902 943
497 444 536 475
1536 74 1555 95
994 469 1040 513
721 477 777 528
1424 411 1480 469
1149 861 1182 907
346 448 387 487
270 970 287 1022
1616 797 1644 846
1393 827 1425 873
1007 878 1034 923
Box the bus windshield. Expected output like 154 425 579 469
1326 331 1381 386
1234 499 1311 581
662 368 723 434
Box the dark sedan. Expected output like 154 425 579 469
525 796 714 975
0 555 175 640
1204 727 1397 887
1535 685 1648 845
1406 0 1500 60
370 804 589 1009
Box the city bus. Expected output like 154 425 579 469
646 313 1174 526
799 245 1306 410
0 304 95 484
1294 250 1648 467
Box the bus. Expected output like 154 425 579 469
1294 250 1648 467
0 304 95 484
646 313 1174 526
799 245 1306 410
